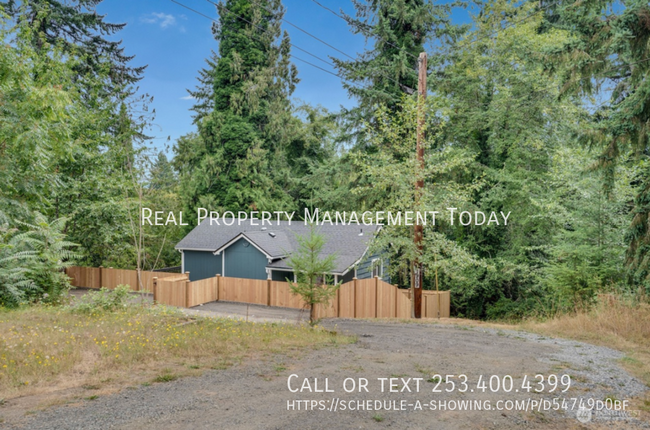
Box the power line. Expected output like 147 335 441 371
307 0 420 61
462 0 561 49
170 0 372 91
204 0 416 88
171 0 333 68
207 0 356 61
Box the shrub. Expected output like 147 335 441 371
72 285 132 313
0 213 79 307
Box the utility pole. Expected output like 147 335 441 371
412 52 426 319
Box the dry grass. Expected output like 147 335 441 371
521 295 650 416
0 304 353 400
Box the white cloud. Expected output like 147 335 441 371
141 12 177 29
180 95 195 100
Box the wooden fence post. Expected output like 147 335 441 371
99 265 103 289
353 277 358 318
153 277 158 304
216 274 220 302
337 287 341 318
420 294 429 318
267 278 272 306
394 285 398 318
185 280 191 308
375 276 379 318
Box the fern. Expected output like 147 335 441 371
0 212 79 306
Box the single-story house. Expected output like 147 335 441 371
175 220 389 284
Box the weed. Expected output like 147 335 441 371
0 306 353 399
522 296 650 390
71 286 132 313
81 384 99 390
153 373 178 383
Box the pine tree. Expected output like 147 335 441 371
287 225 339 324
2 0 145 97
177 0 300 213
546 0 650 289
333 0 455 145
149 152 176 192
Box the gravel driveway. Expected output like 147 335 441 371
2 319 648 429
69 288 305 322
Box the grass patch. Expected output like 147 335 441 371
153 372 178 383
0 304 354 399
372 414 384 422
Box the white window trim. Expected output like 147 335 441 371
371 258 383 278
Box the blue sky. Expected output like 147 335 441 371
96 1 470 155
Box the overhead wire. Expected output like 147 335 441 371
308 0 420 61
203 0 417 87
170 0 334 68
170 0 375 91
172 0 648 102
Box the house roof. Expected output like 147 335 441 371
175 219 380 274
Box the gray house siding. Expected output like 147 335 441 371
184 251 221 282
224 238 268 280
271 270 292 282
182 241 390 284
356 252 390 283
341 270 355 284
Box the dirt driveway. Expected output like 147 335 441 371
3 319 648 429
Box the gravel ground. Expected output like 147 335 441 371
2 319 648 430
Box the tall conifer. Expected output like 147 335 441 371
177 0 299 213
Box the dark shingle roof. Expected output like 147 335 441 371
175 219 379 274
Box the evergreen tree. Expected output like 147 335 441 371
333 0 457 145
287 225 339 325
428 0 585 318
2 0 145 97
545 0 650 289
176 0 300 214
149 152 176 192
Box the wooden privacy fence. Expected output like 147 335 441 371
423 290 451 318
66 266 451 319
151 274 449 319
65 266 180 293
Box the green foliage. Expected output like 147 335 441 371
354 97 484 293
2 0 145 97
176 0 301 214
541 147 634 310
287 225 340 324
334 0 461 145
545 0 650 289
426 0 584 318
72 285 132 313
149 152 176 192
0 213 78 307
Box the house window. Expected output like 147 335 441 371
371 258 382 278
